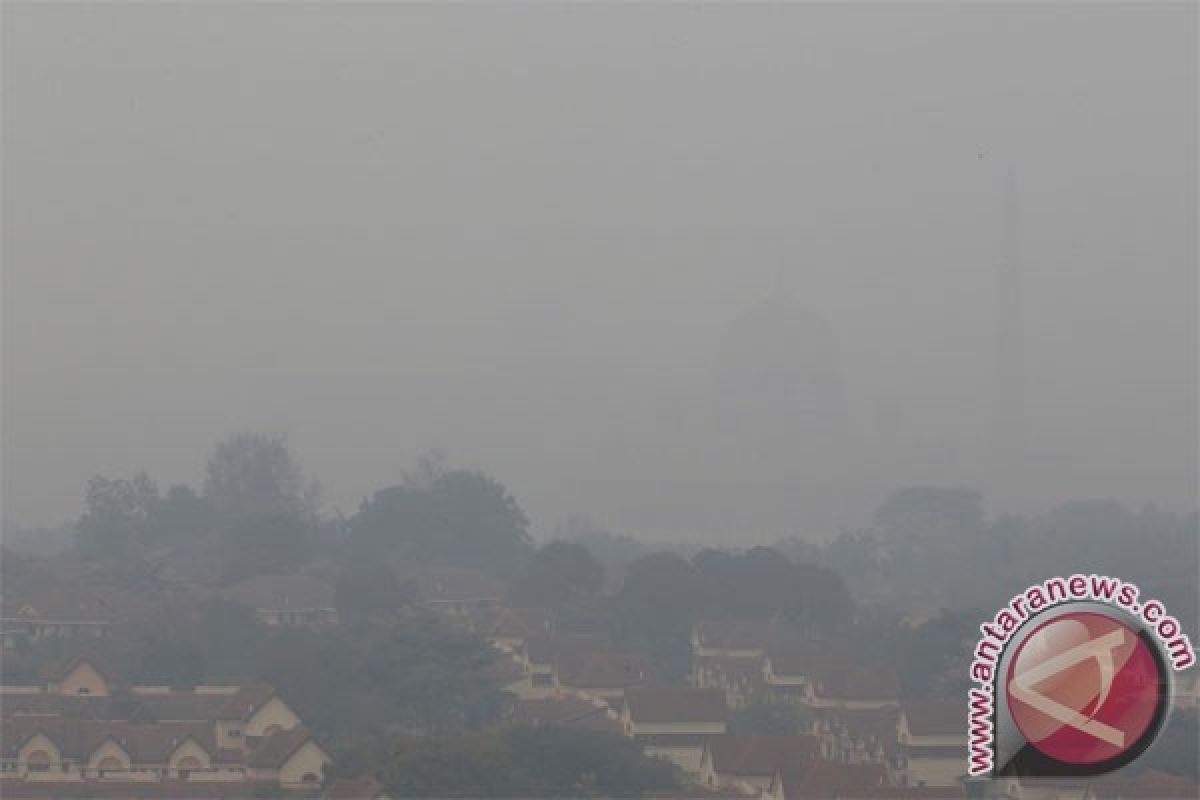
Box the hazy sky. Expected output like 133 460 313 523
4 3 1196 540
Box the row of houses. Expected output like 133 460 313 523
473 610 1198 800
0 657 337 798
456 606 970 797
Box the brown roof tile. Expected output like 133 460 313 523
707 734 821 776
625 687 727 724
557 649 655 690
246 726 316 769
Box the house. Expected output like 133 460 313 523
622 687 727 773
809 706 901 766
692 655 766 708
557 647 655 703
809 666 900 710
896 700 965 789
482 657 535 699
762 642 852 704
698 735 825 795
509 694 624 735
0 660 330 796
762 643 896 710
402 566 508 616
0 587 147 648
692 620 784 660
522 633 614 697
467 607 554 655
46 656 115 697
223 574 338 628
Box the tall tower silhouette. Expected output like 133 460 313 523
993 166 1028 481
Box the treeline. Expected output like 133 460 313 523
779 486 1198 629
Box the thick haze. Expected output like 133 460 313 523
3 3 1196 542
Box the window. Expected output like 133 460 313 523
77 687 90 695
301 772 320 783
227 729 242 738
25 750 52 772
97 755 124 772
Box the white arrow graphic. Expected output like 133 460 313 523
1008 627 1127 748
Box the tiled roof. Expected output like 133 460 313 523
216 685 277 721
766 641 856 678
2 685 277 725
814 666 900 702
0 717 217 763
469 607 554 639
706 734 821 776
246 726 315 769
509 696 622 734
625 688 727 724
557 649 654 690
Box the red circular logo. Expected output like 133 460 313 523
1005 611 1165 766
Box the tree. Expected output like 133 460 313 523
223 512 314 581
424 469 533 577
615 552 713 635
151 484 214 552
75 473 160 558
203 433 319 578
613 552 714 680
255 614 509 739
510 540 604 609
335 564 412 625
204 432 317 522
347 466 534 578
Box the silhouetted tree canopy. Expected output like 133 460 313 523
510 540 604 608
348 468 533 578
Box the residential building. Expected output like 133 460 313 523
622 687 727 774
698 735 825 795
401 566 507 617
558 647 655 704
223 575 338 628
0 659 331 797
896 700 965 789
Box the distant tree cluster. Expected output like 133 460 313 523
346 467 533 579
778 486 1198 631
